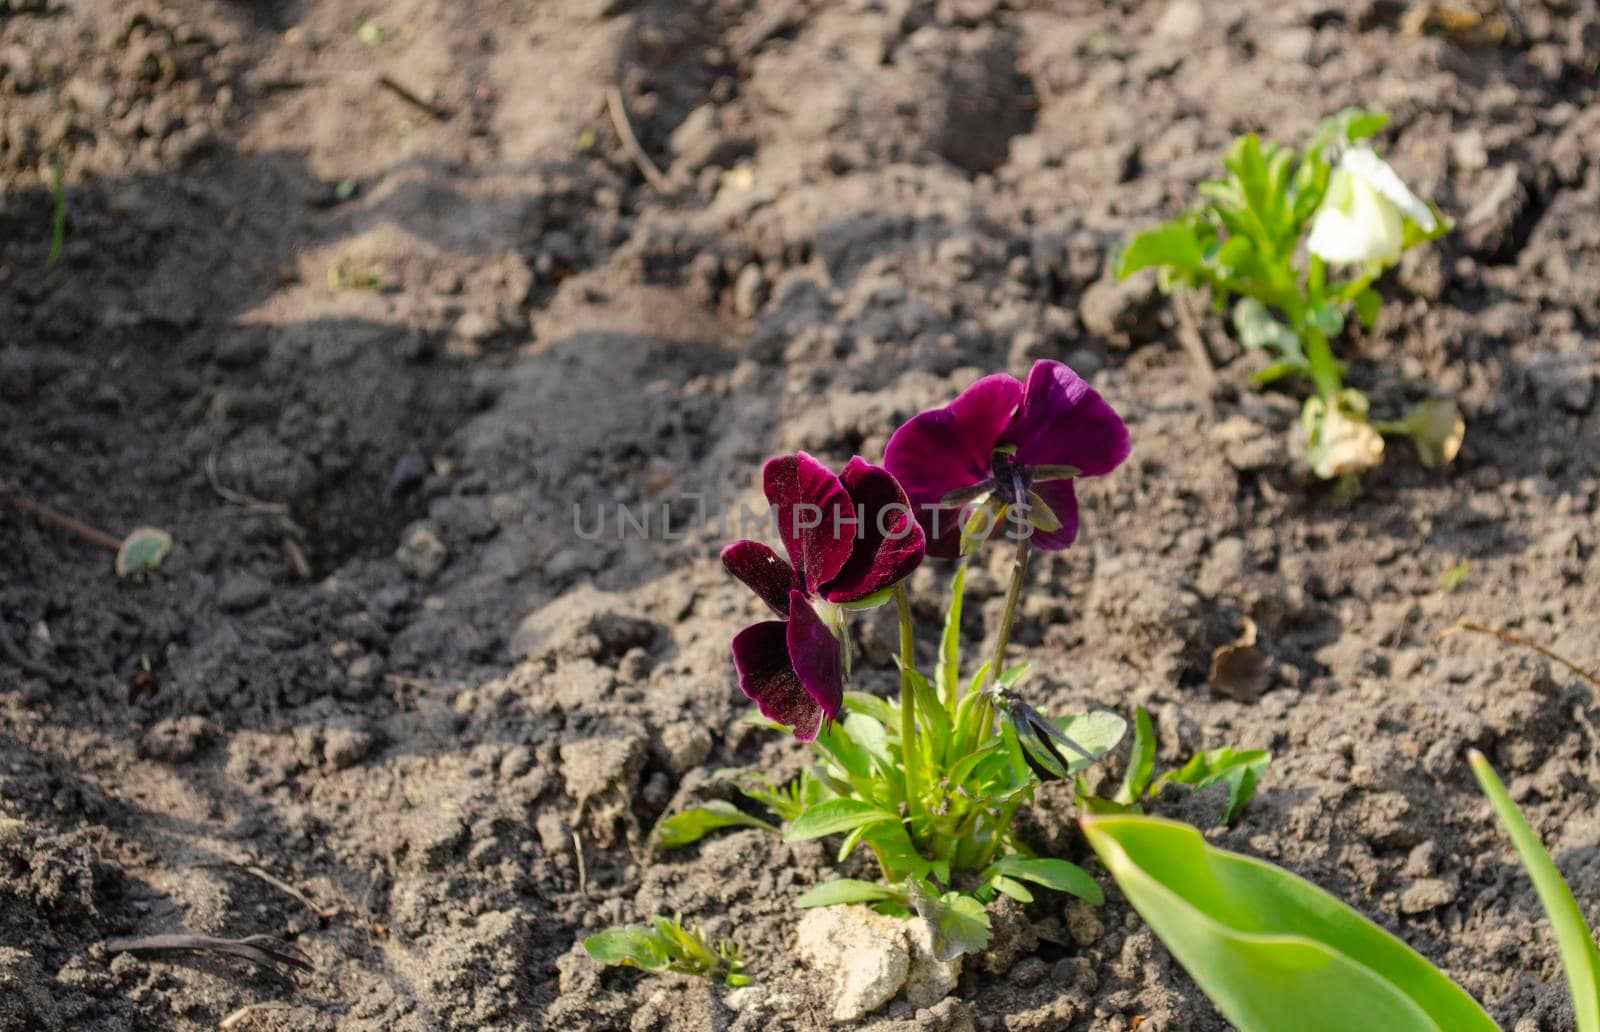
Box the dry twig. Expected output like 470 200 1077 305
377 75 452 121
197 861 336 922
1436 620 1600 690
732 0 801 58
0 480 121 551
606 86 671 193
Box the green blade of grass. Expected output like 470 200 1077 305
1470 750 1600 1032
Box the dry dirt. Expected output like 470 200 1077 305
2 0 1598 1029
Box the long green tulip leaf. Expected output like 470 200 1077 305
1470 750 1600 1032
1082 814 1497 1032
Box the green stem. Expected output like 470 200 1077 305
894 583 922 822
973 533 1032 741
1304 327 1340 400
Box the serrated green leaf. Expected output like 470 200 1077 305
987 855 1103 904
651 802 777 850
796 879 901 908
911 883 991 962
1082 814 1499 1032
115 526 173 578
784 799 897 843
1471 752 1600 1032
1117 706 1158 805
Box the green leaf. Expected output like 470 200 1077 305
1470 751 1600 1032
1249 360 1307 387
1154 747 1271 825
842 691 897 728
796 879 901 908
991 875 1033 903
986 855 1103 904
652 802 777 850
784 799 897 843
1056 711 1129 772
910 883 991 962
584 926 670 971
1307 302 1345 337
115 526 174 577
841 586 895 611
844 713 892 769
1082 815 1499 1032
898 663 952 753
1353 287 1383 329
1118 222 1206 279
1232 298 1304 364
938 564 967 709
1116 707 1158 805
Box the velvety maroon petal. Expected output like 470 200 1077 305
1006 361 1131 478
885 374 1022 506
721 540 796 616
820 458 926 603
763 453 854 598
885 373 1023 561
1021 478 1081 551
785 592 843 729
731 620 824 741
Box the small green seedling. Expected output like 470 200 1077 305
1118 108 1456 485
583 915 750 988
1082 750 1600 1032
1084 706 1271 826
47 158 66 272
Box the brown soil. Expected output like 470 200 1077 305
2 0 1598 1029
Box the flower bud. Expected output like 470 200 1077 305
1307 147 1437 268
1392 398 1465 469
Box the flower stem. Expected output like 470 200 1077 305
1304 327 1340 400
894 582 922 820
973 533 1031 740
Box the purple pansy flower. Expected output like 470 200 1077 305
884 360 1130 559
722 453 926 741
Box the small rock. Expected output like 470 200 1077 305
978 897 1037 976
796 906 911 1023
396 523 448 580
1461 165 1527 259
1062 900 1104 945
1155 0 1204 39
1079 272 1162 344
323 725 376 770
216 573 271 613
657 721 713 775
1399 877 1457 914
454 310 501 343
732 264 768 319
1450 129 1489 171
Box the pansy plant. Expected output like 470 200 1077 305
651 361 1143 959
1117 107 1457 487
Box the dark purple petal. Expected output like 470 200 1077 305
721 540 795 616
731 619 824 741
785 591 843 730
819 458 926 603
885 373 1023 560
1005 361 1131 478
763 453 853 598
1021 478 1080 551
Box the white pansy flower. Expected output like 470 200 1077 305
1306 147 1437 266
